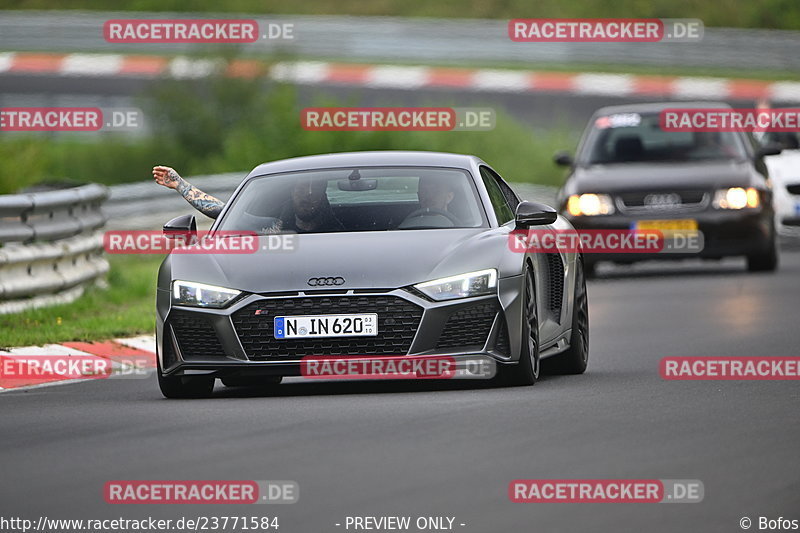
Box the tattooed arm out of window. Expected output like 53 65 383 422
152 166 225 219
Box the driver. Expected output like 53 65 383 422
277 176 345 233
152 165 344 233
398 176 461 228
418 176 456 211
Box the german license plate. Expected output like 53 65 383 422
274 314 378 339
634 219 698 231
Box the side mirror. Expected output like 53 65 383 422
757 143 783 157
553 151 574 166
163 214 197 240
515 201 558 227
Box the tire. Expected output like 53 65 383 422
583 261 597 279
747 230 778 272
157 356 214 399
543 255 589 375
495 268 539 387
221 376 282 387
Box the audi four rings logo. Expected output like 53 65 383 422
308 276 345 286
643 193 681 207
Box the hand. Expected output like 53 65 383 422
152 166 183 189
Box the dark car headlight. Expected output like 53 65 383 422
172 280 241 308
414 269 497 301
566 193 615 216
713 187 760 209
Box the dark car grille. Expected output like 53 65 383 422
169 311 225 358
617 190 708 214
231 295 423 359
546 253 564 317
436 303 499 349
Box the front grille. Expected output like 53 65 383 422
546 253 564 317
169 311 225 357
231 295 423 359
617 190 709 214
436 303 498 349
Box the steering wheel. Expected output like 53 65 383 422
399 208 460 228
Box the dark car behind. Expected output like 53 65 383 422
555 102 779 274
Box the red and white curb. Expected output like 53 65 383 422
0 52 265 79
0 335 156 392
1 52 799 102
270 61 800 102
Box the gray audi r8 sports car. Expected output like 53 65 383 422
156 151 588 398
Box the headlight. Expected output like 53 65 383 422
414 269 498 301
172 280 241 308
713 187 760 209
566 193 615 216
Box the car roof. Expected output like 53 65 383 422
246 151 485 178
592 101 732 117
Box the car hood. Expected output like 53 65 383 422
166 228 511 293
567 159 757 193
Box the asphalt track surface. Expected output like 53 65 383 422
1 251 798 533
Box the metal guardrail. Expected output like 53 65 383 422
0 184 109 314
1 11 800 71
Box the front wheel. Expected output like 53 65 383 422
543 255 589 375
495 268 539 386
157 356 214 399
747 230 778 272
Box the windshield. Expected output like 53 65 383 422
217 167 487 234
581 112 748 165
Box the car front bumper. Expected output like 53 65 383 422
156 278 526 379
564 208 774 263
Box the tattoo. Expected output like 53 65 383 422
164 168 181 187
176 178 225 219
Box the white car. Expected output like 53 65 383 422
761 132 800 237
